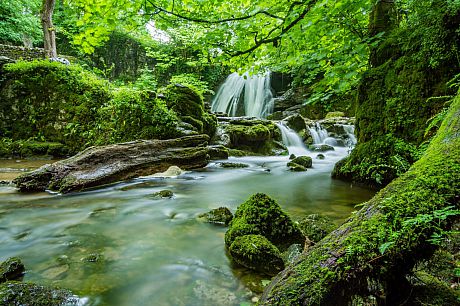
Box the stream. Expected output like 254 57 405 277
0 132 375 305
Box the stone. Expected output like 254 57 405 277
217 162 249 169
229 234 284 276
198 207 233 226
225 193 304 251
14 135 210 193
284 114 306 132
289 154 296 160
152 190 174 198
308 144 335 152
152 166 184 177
288 156 313 168
0 281 79 305
207 145 229 160
325 111 345 119
288 163 307 172
316 154 326 160
0 258 25 283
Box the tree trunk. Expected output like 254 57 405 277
260 94 460 304
41 0 57 58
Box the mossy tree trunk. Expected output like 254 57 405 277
41 0 57 58
260 94 460 304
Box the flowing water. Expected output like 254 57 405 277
211 72 274 118
0 130 375 305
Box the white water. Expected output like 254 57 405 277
308 122 328 144
211 72 274 118
343 124 357 146
276 123 309 156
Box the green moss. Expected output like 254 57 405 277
0 140 69 158
229 234 284 276
287 156 312 171
198 207 233 226
0 258 24 283
298 214 337 243
0 281 77 305
224 122 281 155
225 193 304 251
163 84 204 118
262 92 460 304
325 111 345 119
333 134 422 187
409 272 460 306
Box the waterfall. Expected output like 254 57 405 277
342 125 357 146
211 72 274 118
308 122 328 144
276 122 309 156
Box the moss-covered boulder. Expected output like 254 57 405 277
225 193 304 251
0 281 79 306
222 121 282 155
287 156 313 172
198 207 233 226
308 144 335 152
152 190 174 199
163 84 217 137
298 214 337 243
229 234 285 276
0 258 24 283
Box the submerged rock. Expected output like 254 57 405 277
316 154 326 160
193 280 237 306
298 214 337 243
225 193 304 251
0 281 80 305
217 162 249 169
308 144 335 152
198 207 233 226
14 135 210 193
152 190 174 199
229 234 284 276
0 257 25 283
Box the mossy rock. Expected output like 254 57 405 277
325 111 345 119
152 190 174 199
308 144 335 152
285 114 306 132
218 162 249 169
332 134 421 187
225 193 304 251
164 84 204 118
288 156 312 169
287 163 307 172
298 214 337 243
408 271 460 306
0 281 78 306
229 234 284 276
198 207 233 226
0 258 24 283
316 154 326 160
0 141 70 158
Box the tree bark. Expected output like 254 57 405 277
41 0 57 58
260 94 460 304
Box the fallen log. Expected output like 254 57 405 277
260 95 460 305
13 135 210 193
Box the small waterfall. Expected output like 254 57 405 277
342 125 357 146
276 122 309 156
308 122 328 144
211 72 274 118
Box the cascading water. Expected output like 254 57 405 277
211 72 274 118
308 122 328 144
276 122 309 156
342 125 357 146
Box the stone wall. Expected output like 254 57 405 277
0 44 46 61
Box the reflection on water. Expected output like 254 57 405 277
0 150 374 305
0 159 59 181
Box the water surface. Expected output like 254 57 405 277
0 148 374 305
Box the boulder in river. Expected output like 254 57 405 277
287 156 313 172
298 214 337 243
0 257 25 283
13 135 210 193
225 193 304 251
198 207 233 226
229 234 285 276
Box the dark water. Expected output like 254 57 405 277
0 149 374 305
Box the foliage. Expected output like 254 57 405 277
169 73 212 96
0 0 42 46
95 88 180 143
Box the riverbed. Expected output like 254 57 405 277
0 147 374 305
